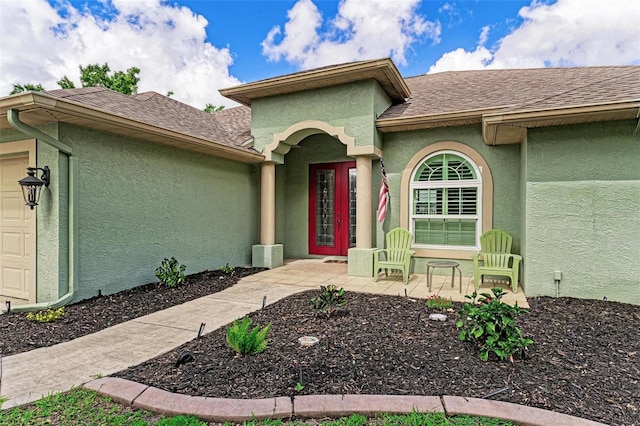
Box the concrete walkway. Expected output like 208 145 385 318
3 259 589 425
245 259 529 307
1 279 303 409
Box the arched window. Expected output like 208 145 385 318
410 151 482 249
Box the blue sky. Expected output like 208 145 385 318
179 0 533 81
1 0 638 109
173 0 532 81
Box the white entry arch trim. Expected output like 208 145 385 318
265 120 380 163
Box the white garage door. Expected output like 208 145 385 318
0 155 35 304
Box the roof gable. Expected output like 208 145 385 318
220 58 410 106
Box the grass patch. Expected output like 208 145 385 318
296 412 515 425
0 389 514 425
0 387 165 426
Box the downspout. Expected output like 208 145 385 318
3 108 77 312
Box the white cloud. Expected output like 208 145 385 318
438 2 463 28
429 0 640 73
262 0 441 69
262 0 323 65
0 0 241 108
478 26 490 46
428 46 493 72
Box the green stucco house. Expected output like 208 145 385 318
1 58 639 309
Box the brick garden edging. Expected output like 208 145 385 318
84 377 606 425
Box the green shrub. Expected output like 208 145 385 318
310 284 347 318
425 294 453 310
456 288 533 362
26 307 65 323
155 257 186 287
220 263 235 275
225 317 271 355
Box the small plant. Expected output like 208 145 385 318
220 263 236 276
155 257 186 287
457 288 533 362
0 395 8 409
425 294 453 310
294 382 304 392
310 284 347 318
225 316 271 355
26 307 65 323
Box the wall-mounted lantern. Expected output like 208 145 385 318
18 166 50 209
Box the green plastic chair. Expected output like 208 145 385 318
472 229 522 292
373 228 416 284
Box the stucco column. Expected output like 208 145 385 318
355 156 372 248
260 162 276 245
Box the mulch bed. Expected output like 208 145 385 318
2 270 639 425
0 267 264 357
114 291 640 426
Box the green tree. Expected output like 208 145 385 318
204 104 224 113
78 63 140 95
10 63 141 96
9 83 45 95
56 76 76 89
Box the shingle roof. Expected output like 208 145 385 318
43 87 254 150
380 66 640 119
37 64 640 150
212 105 252 145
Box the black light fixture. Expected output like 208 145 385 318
18 166 50 209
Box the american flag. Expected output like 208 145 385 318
377 160 389 222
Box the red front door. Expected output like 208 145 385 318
309 162 356 256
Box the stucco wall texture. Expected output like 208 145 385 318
525 181 640 304
53 123 260 302
524 121 640 303
251 80 383 157
36 141 70 302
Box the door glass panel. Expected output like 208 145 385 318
348 168 357 247
315 170 335 246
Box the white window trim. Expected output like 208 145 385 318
409 151 482 251
399 141 493 260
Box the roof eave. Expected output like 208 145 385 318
376 107 510 133
483 100 640 145
0 92 265 164
376 101 639 145
220 58 410 106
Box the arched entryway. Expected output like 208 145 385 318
253 120 379 275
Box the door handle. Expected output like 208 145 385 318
337 213 341 230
